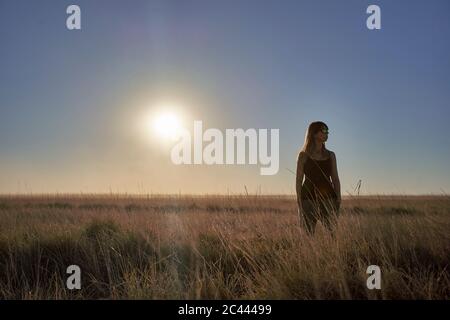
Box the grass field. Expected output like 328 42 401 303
0 194 448 299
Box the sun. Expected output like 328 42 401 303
137 102 187 144
152 112 182 140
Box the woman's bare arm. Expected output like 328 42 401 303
296 152 306 207
330 151 341 203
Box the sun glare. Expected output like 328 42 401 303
152 112 182 140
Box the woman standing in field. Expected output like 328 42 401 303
296 121 341 234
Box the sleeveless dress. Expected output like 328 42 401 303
300 153 337 202
299 152 339 233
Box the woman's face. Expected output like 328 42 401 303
315 127 329 143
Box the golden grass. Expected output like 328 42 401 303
0 194 448 299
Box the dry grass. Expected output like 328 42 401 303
0 194 448 299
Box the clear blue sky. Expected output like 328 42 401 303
1 0 449 195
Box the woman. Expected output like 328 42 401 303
296 121 341 234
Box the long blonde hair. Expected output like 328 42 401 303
301 121 329 156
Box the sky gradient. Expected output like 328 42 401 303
1 0 449 195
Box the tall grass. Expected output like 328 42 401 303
0 194 448 299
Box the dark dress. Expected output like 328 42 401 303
299 152 340 233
